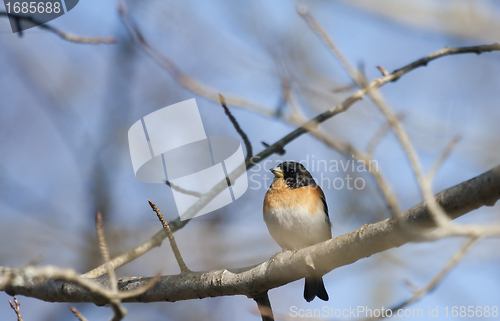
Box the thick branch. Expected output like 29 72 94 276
3 165 499 303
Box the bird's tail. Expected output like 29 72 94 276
304 276 329 302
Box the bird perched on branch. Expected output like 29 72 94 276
263 161 331 302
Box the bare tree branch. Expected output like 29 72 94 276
297 5 363 84
70 307 89 321
82 221 188 279
0 12 116 44
9 297 23 321
365 113 405 157
95 212 127 321
2 164 499 303
261 142 285 156
164 180 203 198
427 136 461 182
376 65 390 77
219 94 253 162
254 292 274 321
96 213 118 293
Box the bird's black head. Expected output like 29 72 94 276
270 161 315 189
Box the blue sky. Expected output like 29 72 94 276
1 0 500 320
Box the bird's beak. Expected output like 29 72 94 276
270 166 284 178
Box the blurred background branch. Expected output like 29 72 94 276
0 12 116 43
2 0 500 320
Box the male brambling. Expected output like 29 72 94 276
263 161 331 302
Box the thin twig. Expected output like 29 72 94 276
95 212 127 321
376 66 390 77
219 94 253 162
164 180 202 198
148 200 190 273
82 219 190 278
297 5 363 84
9 297 23 321
21 255 44 269
70 307 89 321
96 212 118 293
261 142 285 155
254 292 274 321
332 83 358 93
95 215 127 319
427 136 461 182
366 113 406 157
0 12 116 44
82 41 500 279
278 76 307 122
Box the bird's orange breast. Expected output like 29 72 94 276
263 178 325 215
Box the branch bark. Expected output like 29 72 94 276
2 165 499 304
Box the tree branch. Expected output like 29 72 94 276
0 12 116 44
253 292 274 321
148 200 190 273
3 164 499 303
95 212 127 321
219 94 253 162
9 297 23 321
70 307 89 321
164 180 203 198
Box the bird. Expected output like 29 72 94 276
263 161 331 302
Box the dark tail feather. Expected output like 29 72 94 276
316 277 329 301
304 277 329 302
